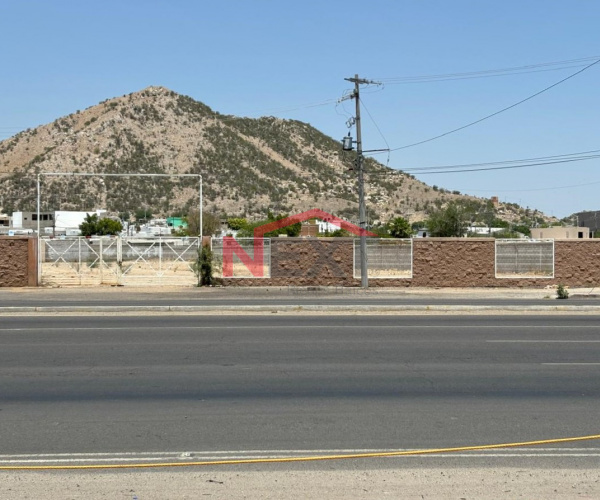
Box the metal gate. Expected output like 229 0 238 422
40 236 202 286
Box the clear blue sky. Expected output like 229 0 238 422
1 0 599 218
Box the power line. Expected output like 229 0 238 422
369 58 600 155
403 148 600 172
374 56 600 84
468 178 600 194
357 96 390 166
366 148 600 175
404 155 600 175
376 64 587 84
369 154 600 176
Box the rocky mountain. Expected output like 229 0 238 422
0 86 549 226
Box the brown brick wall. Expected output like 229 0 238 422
8 237 599 288
221 238 600 288
221 238 356 287
410 239 496 287
554 240 600 286
0 237 38 287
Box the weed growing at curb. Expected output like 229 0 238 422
556 284 569 300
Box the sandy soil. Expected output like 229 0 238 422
1 468 599 499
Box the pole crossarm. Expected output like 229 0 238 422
344 77 381 86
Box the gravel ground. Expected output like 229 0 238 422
2 284 590 299
1 468 599 499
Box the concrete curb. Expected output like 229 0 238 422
3 304 600 314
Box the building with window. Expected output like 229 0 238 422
11 210 106 234
531 226 591 239
12 211 55 231
575 211 600 236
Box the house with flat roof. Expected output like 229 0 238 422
575 211 600 236
11 210 106 233
12 211 55 231
531 226 591 239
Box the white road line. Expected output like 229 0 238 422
403 453 600 458
488 340 600 343
1 454 599 464
1 325 600 332
1 448 599 464
542 363 600 366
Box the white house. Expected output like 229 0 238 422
317 220 341 233
54 210 107 232
11 210 107 233
466 225 505 235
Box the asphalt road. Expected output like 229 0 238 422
1 315 599 468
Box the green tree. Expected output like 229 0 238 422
386 216 412 238
118 211 131 222
79 214 123 236
227 217 247 231
411 220 426 231
264 213 301 237
79 213 99 237
329 228 351 237
237 213 301 238
490 218 509 229
511 224 531 237
134 209 153 223
367 225 391 238
186 210 220 236
96 218 123 235
426 201 470 237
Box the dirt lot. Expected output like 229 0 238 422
1 468 599 499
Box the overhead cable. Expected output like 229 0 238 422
374 56 600 84
368 58 600 155
368 149 600 176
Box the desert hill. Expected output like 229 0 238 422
0 86 548 226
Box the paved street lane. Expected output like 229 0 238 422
1 291 600 308
0 315 599 467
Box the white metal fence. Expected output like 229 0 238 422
211 238 271 278
40 236 202 286
495 239 554 278
354 238 413 279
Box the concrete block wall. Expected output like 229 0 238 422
0 237 38 287
6 237 599 288
554 240 600 286
221 238 600 288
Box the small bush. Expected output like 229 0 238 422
193 245 214 287
556 284 569 299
